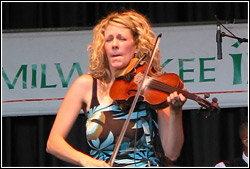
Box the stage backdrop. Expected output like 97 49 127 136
2 23 248 117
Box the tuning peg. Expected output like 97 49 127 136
211 97 221 113
204 93 210 99
212 97 218 103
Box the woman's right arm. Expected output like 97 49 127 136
46 74 110 167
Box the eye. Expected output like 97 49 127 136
105 36 113 42
117 35 126 41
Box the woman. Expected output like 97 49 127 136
46 9 187 167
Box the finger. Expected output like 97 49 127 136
170 91 178 100
172 91 178 98
183 87 189 92
167 94 177 104
179 93 187 102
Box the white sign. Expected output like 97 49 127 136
2 24 248 116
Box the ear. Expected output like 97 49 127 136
134 51 139 58
134 45 139 55
242 137 248 148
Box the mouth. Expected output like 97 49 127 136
112 54 121 57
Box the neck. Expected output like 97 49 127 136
244 148 248 157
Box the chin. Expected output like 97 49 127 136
113 65 125 70
110 59 129 70
111 62 126 69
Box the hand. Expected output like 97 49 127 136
79 157 111 167
167 88 187 111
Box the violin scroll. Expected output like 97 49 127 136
197 95 220 118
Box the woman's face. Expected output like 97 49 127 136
104 23 137 72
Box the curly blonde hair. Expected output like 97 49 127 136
87 9 162 85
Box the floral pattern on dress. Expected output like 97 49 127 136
86 103 159 167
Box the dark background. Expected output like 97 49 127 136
2 2 248 167
2 2 248 30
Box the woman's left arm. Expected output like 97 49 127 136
157 91 187 161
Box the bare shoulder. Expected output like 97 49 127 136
66 74 93 112
74 74 93 88
67 74 93 99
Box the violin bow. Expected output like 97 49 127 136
108 33 162 166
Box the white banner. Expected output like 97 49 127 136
2 24 248 117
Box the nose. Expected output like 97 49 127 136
112 38 119 50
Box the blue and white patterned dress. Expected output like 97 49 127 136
85 78 161 167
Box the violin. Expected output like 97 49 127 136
110 57 220 115
108 33 219 166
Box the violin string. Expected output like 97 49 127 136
147 78 199 101
149 79 216 110
139 76 217 111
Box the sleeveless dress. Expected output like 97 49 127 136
85 78 161 167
